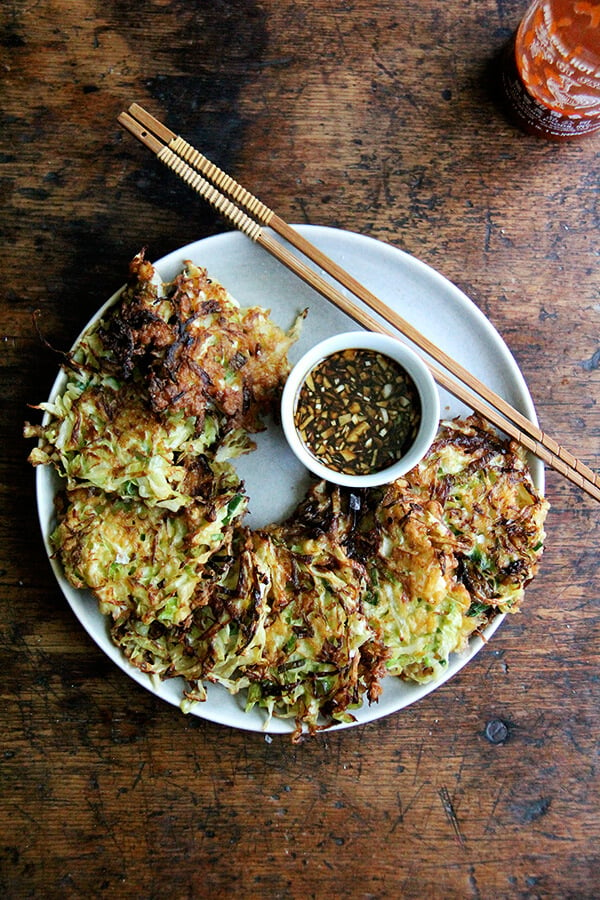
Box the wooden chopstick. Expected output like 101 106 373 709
118 105 600 503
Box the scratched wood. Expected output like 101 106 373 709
1 0 599 897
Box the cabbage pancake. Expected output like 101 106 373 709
26 251 304 511
26 252 548 741
100 251 306 431
365 416 548 684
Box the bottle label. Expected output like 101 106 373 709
502 40 600 137
515 0 600 118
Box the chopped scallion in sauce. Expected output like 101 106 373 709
294 348 421 475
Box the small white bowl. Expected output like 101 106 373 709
281 331 440 488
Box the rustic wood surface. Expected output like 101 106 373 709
2 1 599 897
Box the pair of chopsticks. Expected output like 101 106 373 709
118 103 600 503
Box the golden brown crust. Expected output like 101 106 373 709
101 250 302 433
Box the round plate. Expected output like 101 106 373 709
36 226 542 736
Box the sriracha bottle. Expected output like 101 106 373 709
501 0 600 139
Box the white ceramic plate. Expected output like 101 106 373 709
36 226 543 736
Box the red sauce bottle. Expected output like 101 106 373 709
501 0 600 139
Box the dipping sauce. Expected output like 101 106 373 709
294 348 422 476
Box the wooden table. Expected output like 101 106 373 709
2 1 599 896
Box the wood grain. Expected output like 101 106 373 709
1 1 599 897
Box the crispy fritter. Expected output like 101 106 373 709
408 415 548 612
25 252 302 510
101 251 306 431
52 485 247 624
366 487 474 683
